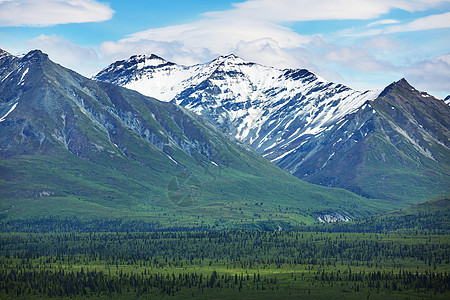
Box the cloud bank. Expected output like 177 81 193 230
100 17 310 68
209 0 449 21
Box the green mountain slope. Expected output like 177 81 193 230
0 49 397 228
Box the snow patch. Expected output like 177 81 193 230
1 70 14 83
271 147 297 162
167 154 178 165
18 68 29 85
332 138 342 147
0 102 18 122
336 119 348 131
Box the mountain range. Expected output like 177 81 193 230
94 54 450 204
0 48 398 228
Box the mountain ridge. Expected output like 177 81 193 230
94 53 380 159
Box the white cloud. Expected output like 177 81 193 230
386 12 450 33
314 42 450 95
100 39 209 66
0 0 114 27
208 0 450 22
28 34 99 75
367 19 400 27
341 12 450 38
233 38 304 69
323 44 394 72
122 18 309 50
99 17 310 67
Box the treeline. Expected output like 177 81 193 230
0 268 261 297
1 197 448 234
1 231 448 269
1 211 448 234
0 217 210 233
314 269 449 295
1 259 448 298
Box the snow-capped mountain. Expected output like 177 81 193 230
94 54 450 203
94 54 379 162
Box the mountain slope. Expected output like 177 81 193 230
94 55 450 203
0 49 393 227
281 79 450 203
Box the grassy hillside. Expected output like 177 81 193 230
0 148 399 229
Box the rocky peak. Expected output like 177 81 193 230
217 54 242 61
378 78 416 98
0 49 13 59
23 50 49 63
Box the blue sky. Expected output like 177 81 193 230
0 0 449 97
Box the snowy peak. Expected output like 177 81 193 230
93 53 175 86
219 53 240 60
211 54 250 66
128 53 173 69
47 50 450 204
